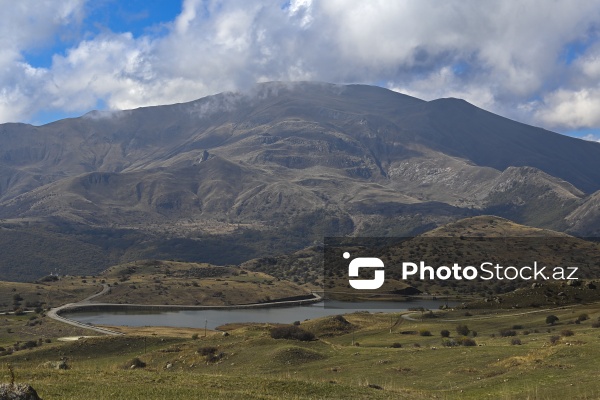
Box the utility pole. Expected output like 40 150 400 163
204 319 208 337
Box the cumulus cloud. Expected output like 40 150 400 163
2 0 600 133
0 0 84 122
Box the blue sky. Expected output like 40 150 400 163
2 0 600 142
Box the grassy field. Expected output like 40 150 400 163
97 260 310 305
2 303 600 399
0 277 100 311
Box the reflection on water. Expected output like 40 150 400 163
64 299 457 330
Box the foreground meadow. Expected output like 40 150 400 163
2 303 600 399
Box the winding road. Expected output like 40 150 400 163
47 284 123 336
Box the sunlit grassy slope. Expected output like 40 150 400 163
3 303 600 399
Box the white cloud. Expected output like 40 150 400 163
582 133 600 142
0 0 84 122
2 0 600 132
535 88 600 129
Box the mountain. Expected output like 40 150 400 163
1 81 599 280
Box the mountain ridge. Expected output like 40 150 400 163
1 81 599 280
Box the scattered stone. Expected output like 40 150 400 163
0 383 42 400
41 360 68 370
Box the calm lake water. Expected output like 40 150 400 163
64 299 457 330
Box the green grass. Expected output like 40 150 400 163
2 304 600 399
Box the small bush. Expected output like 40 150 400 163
191 334 199 340
577 313 589 322
458 337 477 346
198 346 218 356
522 330 531 335
499 329 517 337
561 329 574 337
591 321 600 328
413 343 421 348
440 330 450 338
127 358 146 369
391 342 402 348
21 341 37 349
510 338 522 345
441 339 458 347
512 324 523 329
206 352 225 363
293 321 301 326
549 335 560 345
546 315 559 325
419 329 432 337
270 325 315 341
197 346 224 363
456 325 470 336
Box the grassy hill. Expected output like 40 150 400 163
2 303 600 399
97 260 310 306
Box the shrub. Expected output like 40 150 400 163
510 338 522 345
127 357 146 369
391 342 402 348
471 331 477 337
458 337 477 346
441 339 458 347
577 313 589 322
591 321 600 328
21 341 37 349
549 335 560 345
546 315 559 325
499 329 517 337
561 329 574 337
512 324 523 330
522 330 530 335
456 325 470 336
191 333 199 340
198 346 218 356
413 343 421 348
206 352 225 363
419 329 432 337
440 330 450 338
293 321 301 326
270 325 315 341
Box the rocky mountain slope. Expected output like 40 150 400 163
1 82 599 280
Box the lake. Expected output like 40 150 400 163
63 299 457 330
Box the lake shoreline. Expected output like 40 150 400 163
58 292 322 316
